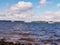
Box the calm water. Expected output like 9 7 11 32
0 21 60 40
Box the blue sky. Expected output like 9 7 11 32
0 0 60 11
0 0 60 22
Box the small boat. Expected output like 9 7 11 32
48 21 54 24
11 20 15 22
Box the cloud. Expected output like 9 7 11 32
40 0 47 5
1 1 60 22
10 1 33 14
0 1 34 21
40 0 50 5
57 3 60 7
3 1 33 15
0 11 34 21
6 3 11 8
30 11 60 22
40 11 60 21
37 0 50 8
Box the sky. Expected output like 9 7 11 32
0 0 60 22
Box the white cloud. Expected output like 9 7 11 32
37 0 50 8
0 11 34 21
57 3 60 7
40 11 60 21
40 0 50 5
4 1 33 15
31 11 60 22
10 1 33 14
40 0 47 5
1 1 60 22
0 1 34 22
6 3 11 8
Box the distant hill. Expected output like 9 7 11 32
32 21 47 23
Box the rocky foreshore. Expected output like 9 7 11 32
0 37 60 45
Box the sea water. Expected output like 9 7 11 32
0 21 60 44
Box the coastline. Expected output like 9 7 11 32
0 21 59 45
0 20 60 24
0 37 60 45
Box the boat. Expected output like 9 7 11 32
48 21 54 24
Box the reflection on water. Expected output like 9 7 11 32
0 21 60 44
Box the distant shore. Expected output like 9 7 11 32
0 20 60 24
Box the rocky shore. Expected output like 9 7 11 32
0 37 60 45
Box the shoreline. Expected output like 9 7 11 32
0 37 60 45
0 20 60 24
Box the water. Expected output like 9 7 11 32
0 21 60 42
